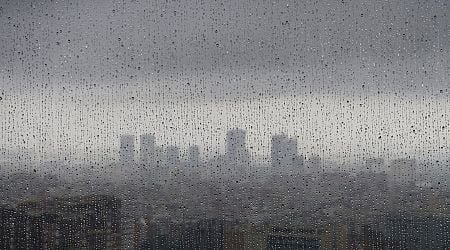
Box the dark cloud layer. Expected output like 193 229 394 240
0 0 449 96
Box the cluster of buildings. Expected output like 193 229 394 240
118 128 423 186
1 193 448 249
137 212 449 249
0 129 445 249
0 195 122 249
118 129 309 183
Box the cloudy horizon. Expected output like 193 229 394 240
0 0 449 164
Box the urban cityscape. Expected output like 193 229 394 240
1 0 449 249
0 128 448 249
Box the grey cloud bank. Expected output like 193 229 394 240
0 0 448 97
0 0 449 162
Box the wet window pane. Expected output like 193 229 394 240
0 0 449 249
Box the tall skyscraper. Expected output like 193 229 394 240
271 134 303 174
140 133 156 165
120 135 135 164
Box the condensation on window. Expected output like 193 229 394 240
0 0 448 249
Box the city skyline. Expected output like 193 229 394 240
0 0 449 165
1 117 450 165
0 0 449 248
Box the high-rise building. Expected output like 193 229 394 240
120 135 135 163
140 134 155 164
271 134 303 174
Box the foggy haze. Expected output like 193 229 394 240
0 0 449 162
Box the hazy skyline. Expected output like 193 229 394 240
0 0 449 163
0 2 449 249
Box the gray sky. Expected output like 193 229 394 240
0 0 449 163
1 0 448 94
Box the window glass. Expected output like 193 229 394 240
0 0 448 249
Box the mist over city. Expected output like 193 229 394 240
0 128 448 248
0 0 449 249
